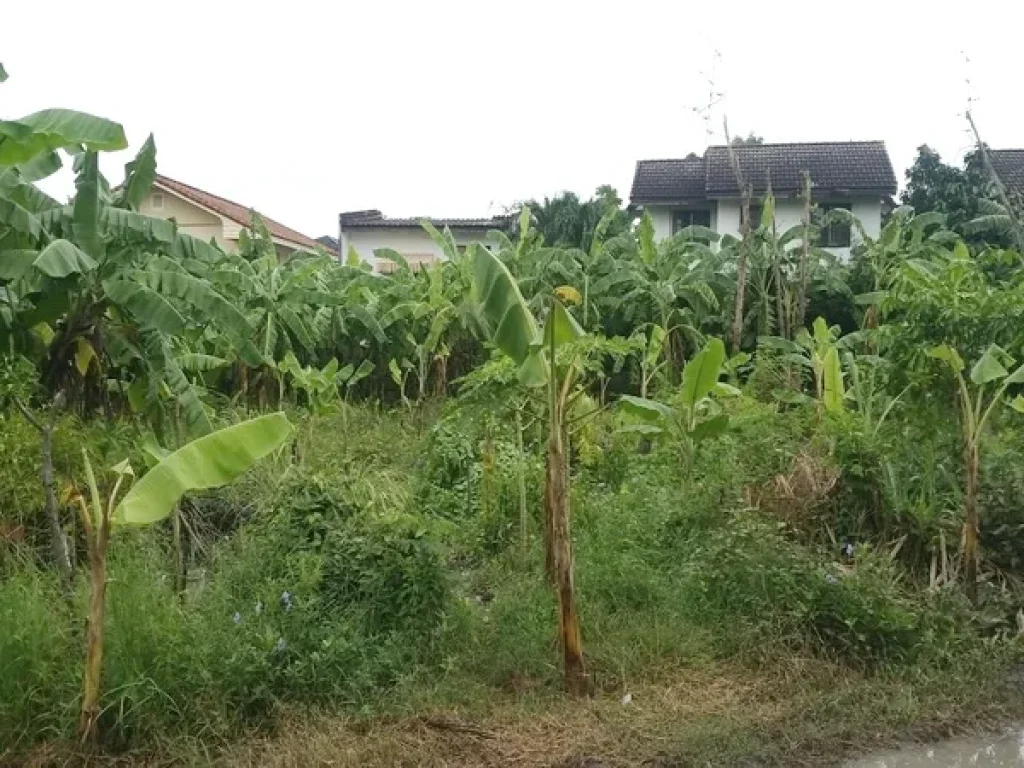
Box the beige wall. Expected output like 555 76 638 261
140 187 233 250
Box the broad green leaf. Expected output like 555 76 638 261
854 291 887 307
970 345 1009 386
16 151 62 183
1004 363 1024 385
375 247 410 273
618 394 675 421
33 239 97 278
72 152 102 259
680 337 726 410
713 382 741 397
103 279 187 336
927 344 964 373
116 413 292 525
134 269 260 365
822 347 845 412
690 413 729 443
346 245 361 266
117 134 157 211
0 195 43 240
1011 395 1024 414
0 249 39 281
0 109 127 165
543 298 584 348
388 358 403 387
474 246 540 365
637 212 656 265
346 359 374 388
645 325 667 370
178 353 229 372
760 193 775 229
517 349 547 388
811 316 831 346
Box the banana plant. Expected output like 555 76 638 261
618 337 738 477
73 413 292 743
928 343 1024 603
474 244 589 697
634 323 668 398
761 317 847 414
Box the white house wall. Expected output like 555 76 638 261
647 197 883 260
344 227 502 271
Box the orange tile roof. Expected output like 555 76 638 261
154 174 320 250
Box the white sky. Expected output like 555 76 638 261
3 0 1022 239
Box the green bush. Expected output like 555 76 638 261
320 514 449 635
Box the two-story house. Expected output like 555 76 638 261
629 141 898 258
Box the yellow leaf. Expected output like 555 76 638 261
554 285 582 305
32 323 55 346
75 338 97 377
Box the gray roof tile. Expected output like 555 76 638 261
631 141 897 204
989 150 1024 193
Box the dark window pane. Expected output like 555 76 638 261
815 203 852 248
672 209 712 235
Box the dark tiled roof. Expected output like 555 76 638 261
989 150 1024 193
339 210 508 230
629 156 706 203
316 235 339 252
631 142 898 204
154 174 320 249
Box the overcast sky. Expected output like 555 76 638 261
4 1 1022 238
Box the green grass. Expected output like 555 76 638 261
2 398 1023 765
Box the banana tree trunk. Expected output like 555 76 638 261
42 421 73 587
731 243 749 355
78 512 109 744
964 440 980 604
14 399 73 586
544 394 587 696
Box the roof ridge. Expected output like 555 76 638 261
155 174 257 224
153 173 319 248
706 140 886 149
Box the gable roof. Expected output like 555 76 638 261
339 209 508 230
989 150 1024 194
154 174 320 249
630 155 706 204
631 141 898 204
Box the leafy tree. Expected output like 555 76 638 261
901 145 1019 248
513 185 630 253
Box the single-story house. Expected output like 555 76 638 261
338 210 507 273
629 141 898 258
140 174 321 257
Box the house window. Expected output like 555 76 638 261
816 203 852 248
671 209 711 235
151 192 165 211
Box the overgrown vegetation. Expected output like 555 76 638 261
3 66 1024 766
